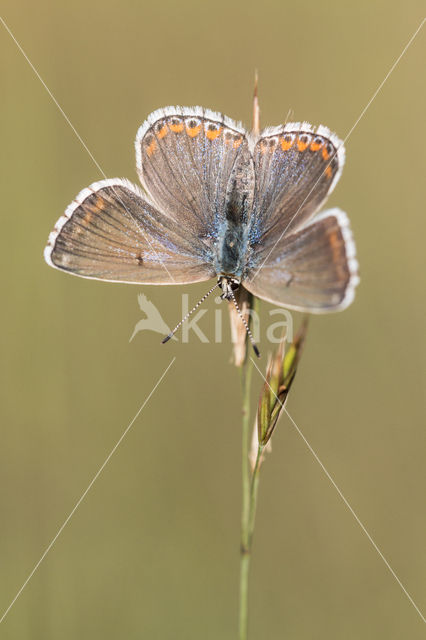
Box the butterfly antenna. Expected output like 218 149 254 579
162 283 219 344
230 289 261 358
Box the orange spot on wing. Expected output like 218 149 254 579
322 146 330 161
146 139 157 156
94 196 104 210
206 127 222 141
281 137 293 151
84 195 104 224
310 141 322 152
83 210 93 224
328 229 343 265
186 124 202 138
156 124 168 139
224 133 242 148
324 165 332 179
169 122 184 133
329 230 340 250
297 138 309 152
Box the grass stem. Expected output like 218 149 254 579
239 354 253 640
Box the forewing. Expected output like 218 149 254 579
135 106 255 235
44 179 215 284
244 209 359 312
249 123 345 247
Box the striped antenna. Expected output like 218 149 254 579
162 283 219 344
230 289 261 358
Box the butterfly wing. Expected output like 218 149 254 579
44 179 215 284
249 123 345 247
244 209 359 312
135 106 255 235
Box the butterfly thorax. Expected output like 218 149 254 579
214 220 250 283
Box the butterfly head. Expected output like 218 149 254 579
218 275 240 301
218 275 260 358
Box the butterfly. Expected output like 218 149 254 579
44 106 359 351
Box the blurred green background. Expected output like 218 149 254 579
1 1 425 638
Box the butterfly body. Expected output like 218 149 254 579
214 219 250 280
45 106 359 313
